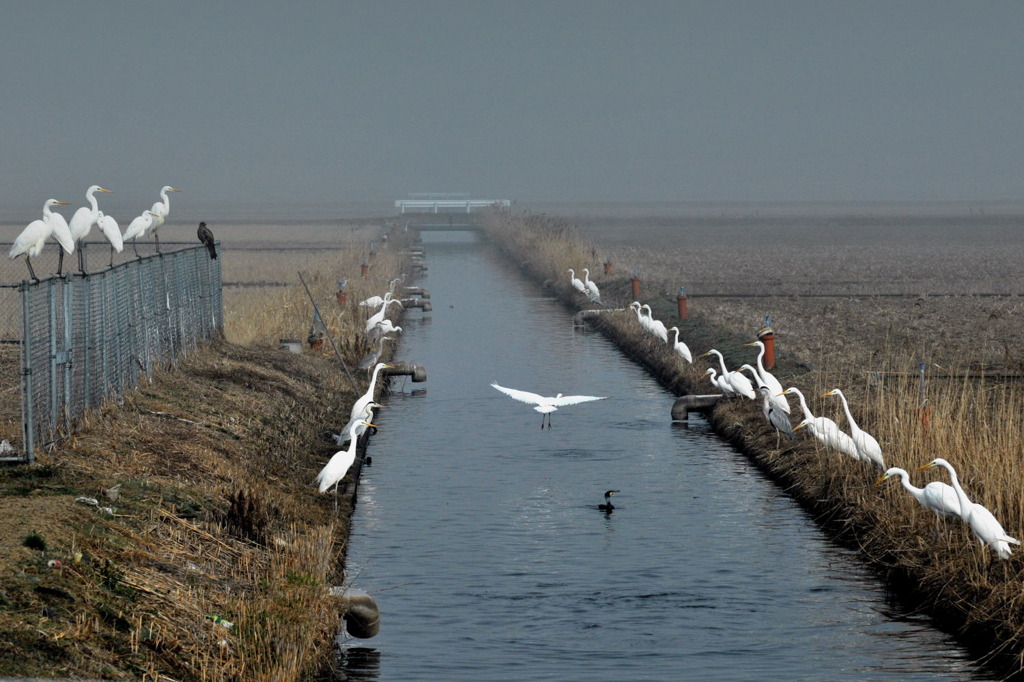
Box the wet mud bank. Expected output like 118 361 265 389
480 227 1024 680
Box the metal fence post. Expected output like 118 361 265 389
20 283 34 463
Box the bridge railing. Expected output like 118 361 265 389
2 245 221 463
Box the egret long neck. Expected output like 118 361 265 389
837 393 859 431
942 463 973 522
793 390 813 420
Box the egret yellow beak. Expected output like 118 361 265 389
98 187 112 193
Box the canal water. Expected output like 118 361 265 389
339 232 987 680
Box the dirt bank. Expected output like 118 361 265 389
479 212 1024 679
0 340 369 680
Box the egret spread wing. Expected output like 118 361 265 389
491 383 546 406
548 394 607 407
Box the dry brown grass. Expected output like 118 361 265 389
481 206 1024 676
0 217 414 679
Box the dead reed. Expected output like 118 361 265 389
480 206 1024 676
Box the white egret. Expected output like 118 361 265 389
705 367 733 395
47 203 74 276
874 467 961 519
918 458 1020 560
69 185 112 273
197 222 217 259
781 387 849 454
95 211 124 267
701 349 755 399
367 320 402 344
582 268 601 302
122 211 160 257
491 382 607 429
364 298 402 334
568 268 586 294
334 402 383 446
149 186 181 253
640 305 669 342
10 199 72 281
316 420 376 507
744 341 789 413
667 327 692 363
351 363 392 421
598 489 620 512
359 291 402 309
630 301 651 333
822 388 885 469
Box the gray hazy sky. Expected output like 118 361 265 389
4 1 1024 216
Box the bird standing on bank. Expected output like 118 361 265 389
918 458 1020 560
582 268 601 302
874 467 961 520
667 326 692 363
745 341 789 414
568 268 586 294
197 221 217 259
822 388 885 469
315 420 377 507
10 199 72 282
491 382 607 429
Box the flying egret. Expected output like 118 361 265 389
781 387 849 453
568 268 586 294
315 420 377 507
918 458 1020 560
197 221 217 259
149 186 181 253
122 210 160 257
701 349 755 399
95 211 123 267
598 490 620 512
874 467 961 520
822 388 884 469
490 382 607 429
667 326 692 363
744 341 789 413
582 268 601 302
10 199 72 282
68 185 112 273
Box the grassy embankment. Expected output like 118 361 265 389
0 221 406 680
479 207 1024 677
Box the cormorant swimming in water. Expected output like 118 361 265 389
598 489 620 512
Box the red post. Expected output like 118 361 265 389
630 277 640 298
336 290 348 307
676 295 688 320
758 327 775 370
360 263 369 278
368 251 377 263
603 260 614 275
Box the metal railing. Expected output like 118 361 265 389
6 245 221 463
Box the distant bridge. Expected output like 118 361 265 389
395 193 510 214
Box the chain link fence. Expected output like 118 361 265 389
1 245 221 463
